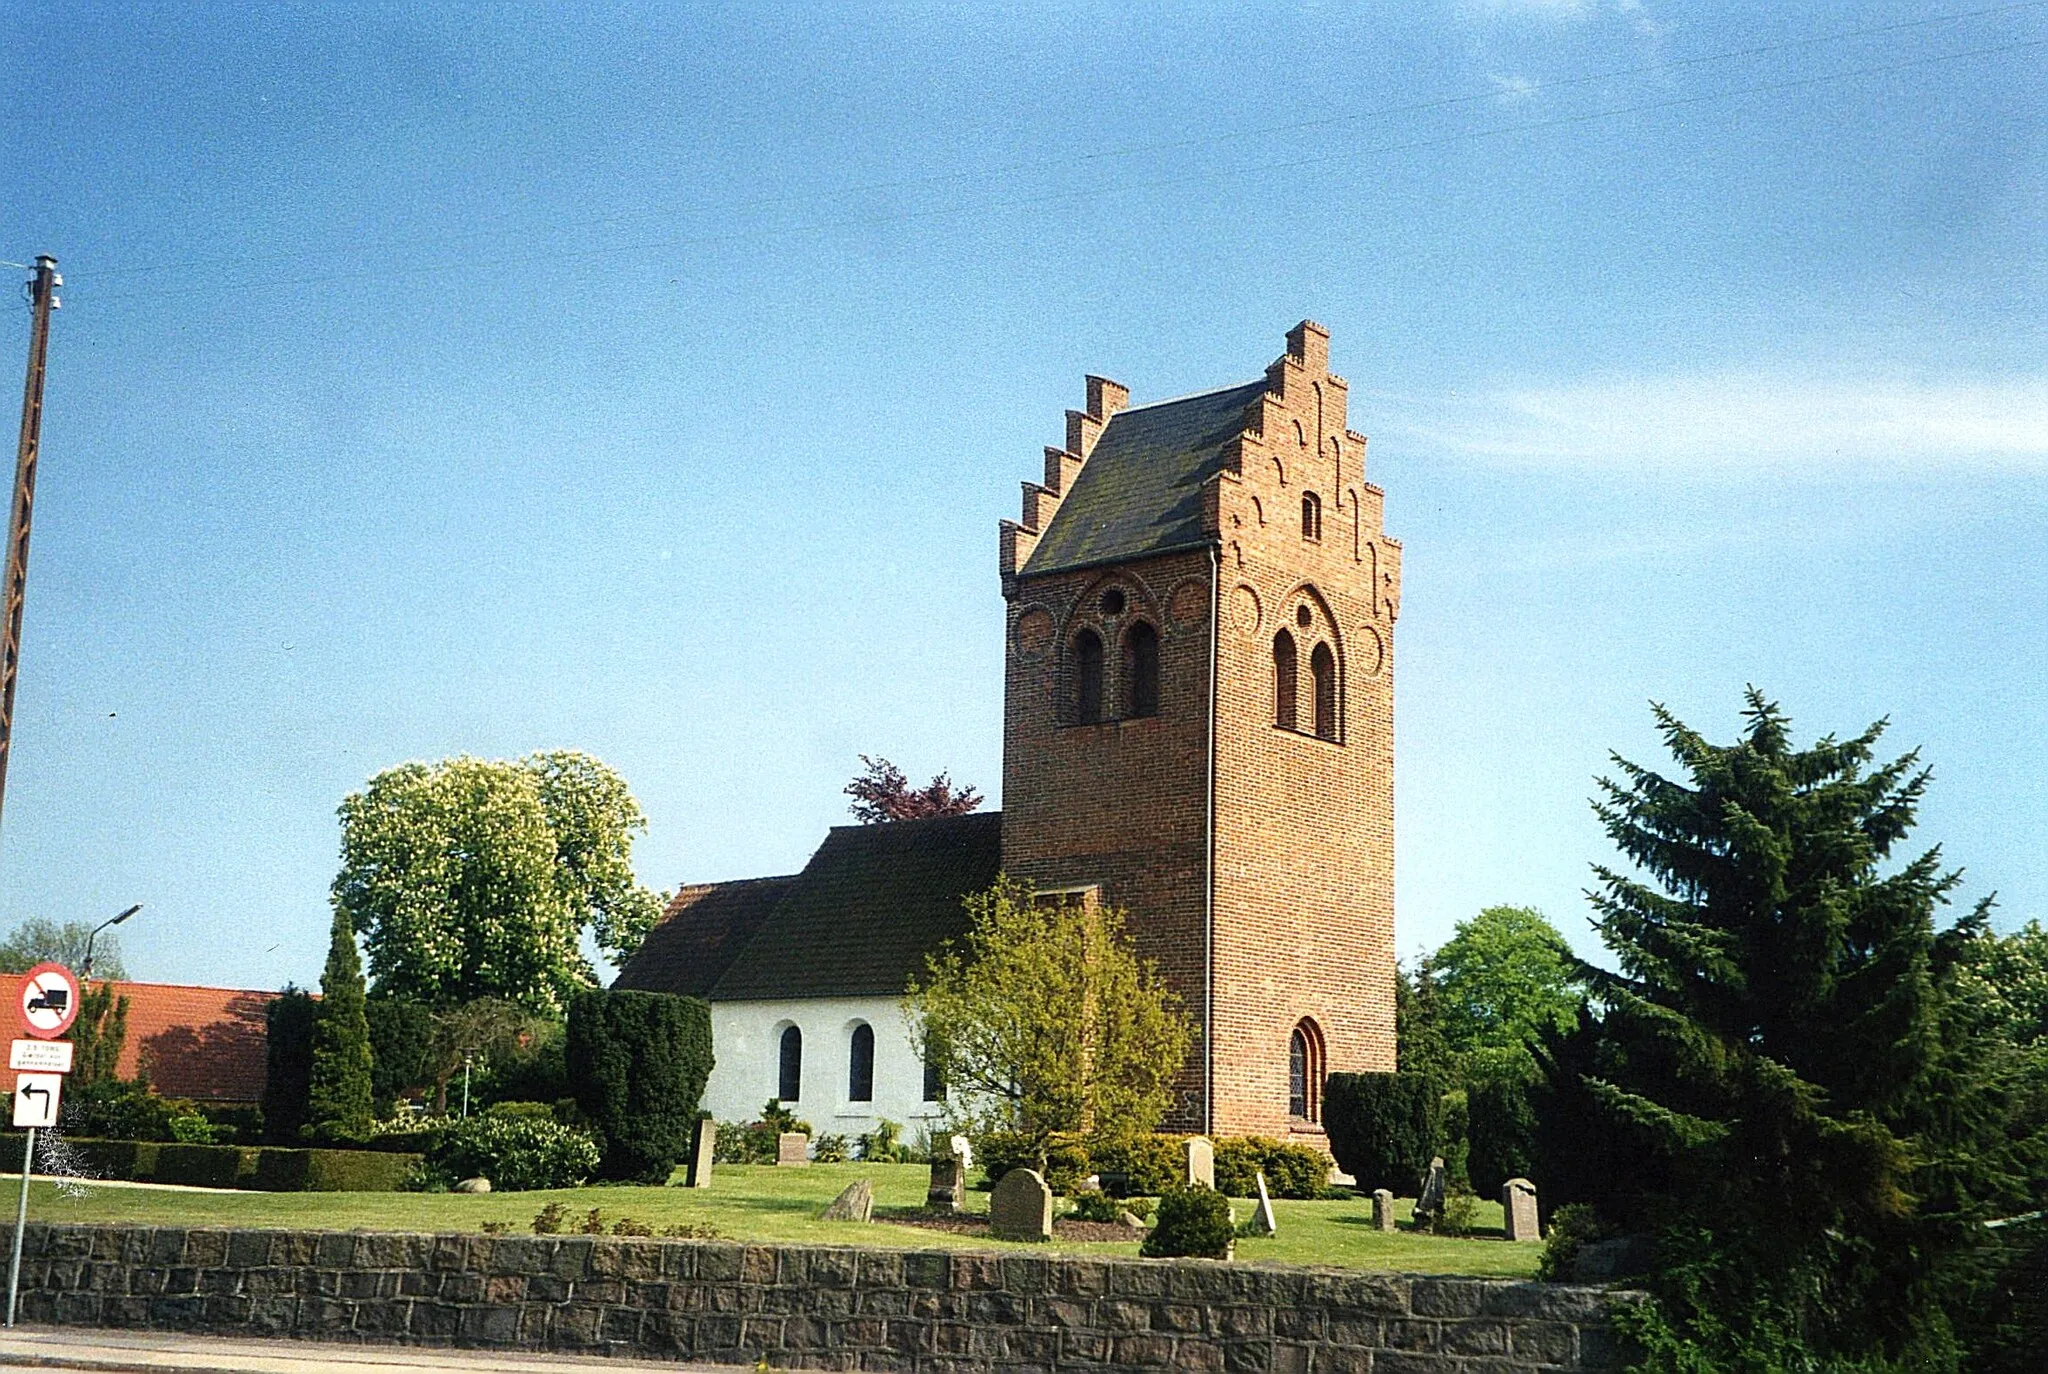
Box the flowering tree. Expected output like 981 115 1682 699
333 751 666 1014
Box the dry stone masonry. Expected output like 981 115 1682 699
2 1223 1633 1372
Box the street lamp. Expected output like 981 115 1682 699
80 904 140 981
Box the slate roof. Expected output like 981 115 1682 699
1 975 280 1103
1022 379 1267 577
611 875 798 998
694 811 1003 1002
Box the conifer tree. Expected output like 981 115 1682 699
305 907 375 1141
1556 689 2012 1369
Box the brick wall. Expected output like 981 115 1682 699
4 1224 1633 1372
999 323 1401 1138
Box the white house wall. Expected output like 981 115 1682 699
705 997 944 1141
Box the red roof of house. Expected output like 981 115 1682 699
0 974 279 1104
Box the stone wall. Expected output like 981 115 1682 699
4 1224 1632 1372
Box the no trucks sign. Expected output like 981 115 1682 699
17 963 79 1040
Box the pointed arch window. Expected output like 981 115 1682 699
1074 629 1104 724
1273 630 1298 731
1290 1019 1325 1123
1124 621 1160 718
777 1025 803 1103
1311 642 1337 741
847 1022 874 1103
1302 491 1322 541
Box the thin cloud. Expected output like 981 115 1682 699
1375 375 2048 473
1489 72 1541 103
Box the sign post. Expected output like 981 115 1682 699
7 960 78 1327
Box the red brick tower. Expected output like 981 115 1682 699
998 321 1401 1141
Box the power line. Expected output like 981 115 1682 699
58 1 2048 289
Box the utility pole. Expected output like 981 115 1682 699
0 255 59 847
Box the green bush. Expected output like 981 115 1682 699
714 1120 773 1165
252 1147 421 1192
422 1114 600 1191
1068 1190 1123 1223
1466 1076 1538 1200
856 1119 917 1163
565 988 713 1183
1324 1072 1442 1195
812 1133 849 1163
364 995 435 1113
1438 1089 1471 1189
262 988 317 1144
1140 1185 1235 1259
975 1132 1090 1194
60 1077 178 1142
0 1134 158 1179
154 1143 256 1188
1087 1133 1182 1196
483 1100 555 1121
365 1127 444 1155
1212 1137 1333 1200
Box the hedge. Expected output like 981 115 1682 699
566 989 713 1183
1324 1071 1443 1195
1212 1136 1333 1199
2 1136 419 1192
251 1147 421 1192
1466 1076 1539 1199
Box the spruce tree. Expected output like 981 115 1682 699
1560 689 2011 1369
305 907 375 1142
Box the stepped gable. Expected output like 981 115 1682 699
1003 376 1269 582
612 875 797 997
709 811 1002 1001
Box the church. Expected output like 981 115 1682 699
616 321 1401 1147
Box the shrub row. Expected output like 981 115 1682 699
1323 1071 1540 1199
3 1135 417 1192
971 1132 1333 1200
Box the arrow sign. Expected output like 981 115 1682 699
12 1073 59 1129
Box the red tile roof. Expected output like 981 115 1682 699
0 975 280 1103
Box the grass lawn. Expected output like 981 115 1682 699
14 1164 1540 1278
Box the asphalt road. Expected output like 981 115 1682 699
0 1328 753 1373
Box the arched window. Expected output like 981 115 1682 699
923 1038 945 1103
847 1023 874 1103
1301 491 1322 541
1289 1019 1325 1122
1074 629 1104 724
1311 642 1337 741
1124 621 1160 718
1273 630 1298 731
777 1024 803 1103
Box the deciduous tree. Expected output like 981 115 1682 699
905 877 1194 1146
0 918 126 979
1429 905 1583 1082
844 755 983 823
333 751 666 1012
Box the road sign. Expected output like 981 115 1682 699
16 963 78 1040
11 1074 58 1129
7 1041 69 1074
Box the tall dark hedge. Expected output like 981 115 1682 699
1324 1071 1443 1194
262 988 317 1145
305 907 374 1141
565 988 713 1182
365 996 436 1111
1466 1075 1539 1199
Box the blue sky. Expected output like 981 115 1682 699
1 1 2043 988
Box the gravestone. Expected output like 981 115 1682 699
989 1167 1054 1242
1502 1177 1540 1242
1415 1156 1447 1226
1183 1135 1215 1190
821 1178 874 1222
1371 1188 1395 1232
683 1117 717 1188
776 1132 810 1167
950 1134 974 1172
454 1177 490 1194
1250 1171 1278 1236
926 1152 966 1211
